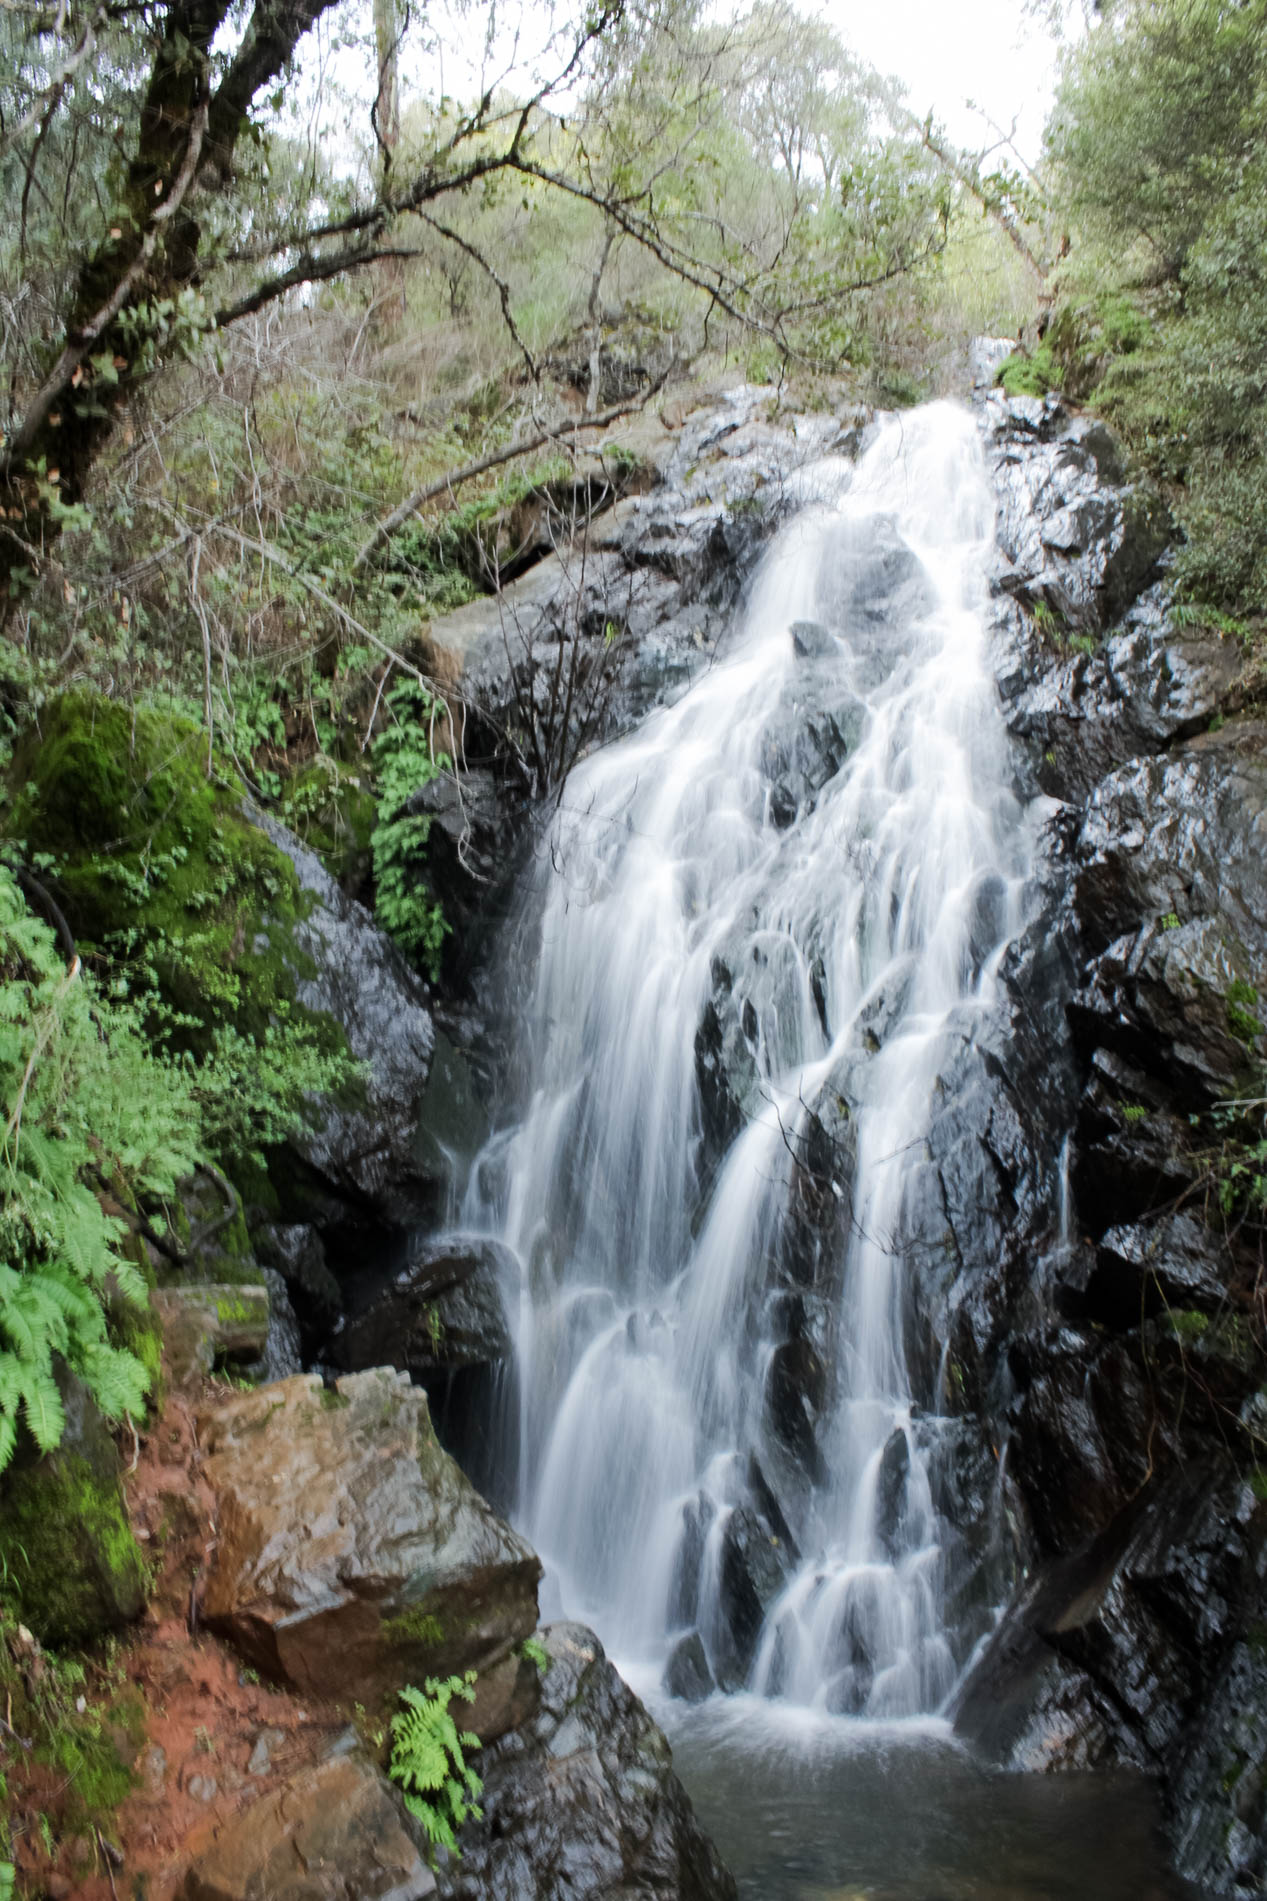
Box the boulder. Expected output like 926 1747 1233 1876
199 1368 541 1736
0 1372 147 1647
181 1751 434 1901
336 1238 514 1381
153 1284 271 1390
435 1623 736 1901
664 1630 715 1704
712 1506 792 1690
254 816 439 1234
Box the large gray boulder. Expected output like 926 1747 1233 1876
199 1369 541 1739
436 1622 737 1901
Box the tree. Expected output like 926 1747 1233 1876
0 0 958 600
1041 0 1267 612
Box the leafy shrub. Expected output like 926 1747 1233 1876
370 680 450 979
388 1674 483 1859
0 866 201 1471
997 341 1059 398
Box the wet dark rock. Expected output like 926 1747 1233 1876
789 617 835 660
336 1235 514 1380
254 1222 342 1346
766 1335 827 1474
405 766 514 969
414 1031 490 1200
436 1622 736 1901
426 387 863 834
255 815 439 1236
1083 1211 1232 1329
984 394 1171 633
669 1492 716 1630
713 1506 792 1690
874 1429 911 1559
665 1630 716 1703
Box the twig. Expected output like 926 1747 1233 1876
353 382 666 571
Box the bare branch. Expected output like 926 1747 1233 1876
353 380 667 572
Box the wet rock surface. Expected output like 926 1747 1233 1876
254 815 440 1242
409 381 1261 1893
435 1622 737 1901
198 1368 541 1735
422 387 864 962
940 389 1267 1896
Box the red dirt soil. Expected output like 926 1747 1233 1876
8 1379 353 1901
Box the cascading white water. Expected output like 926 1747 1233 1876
462 401 1034 1716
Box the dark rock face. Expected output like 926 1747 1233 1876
665 1631 716 1704
939 389 1267 1897
333 1235 518 1496
421 389 864 964
435 1622 737 1901
253 814 441 1250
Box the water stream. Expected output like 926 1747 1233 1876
463 401 1038 1713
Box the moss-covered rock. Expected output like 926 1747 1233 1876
6 693 314 1052
0 1375 147 1646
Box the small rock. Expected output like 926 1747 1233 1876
187 1773 218 1803
664 1630 715 1703
141 1743 167 1795
246 1727 286 1777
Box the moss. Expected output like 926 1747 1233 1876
39 1689 142 1820
382 1606 446 1648
0 1449 147 1647
108 1294 164 1416
5 693 343 1066
0 1605 141 1866
1226 979 1263 1044
278 760 377 897
1167 1308 1211 1345
997 342 1059 398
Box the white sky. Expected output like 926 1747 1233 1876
290 0 1065 178
831 0 1060 164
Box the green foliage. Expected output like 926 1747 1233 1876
0 1444 148 1646
5 694 363 1171
388 1674 483 1860
370 681 451 979
0 864 200 1473
1226 982 1264 1047
519 1634 550 1674
1044 0 1267 621
0 1603 142 1870
1211 1084 1267 1221
997 343 1059 399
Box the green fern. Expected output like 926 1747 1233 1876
388 1673 483 1860
0 865 203 1472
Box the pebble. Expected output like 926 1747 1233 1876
187 1773 218 1803
247 1727 287 1777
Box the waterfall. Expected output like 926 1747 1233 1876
461 401 1033 1716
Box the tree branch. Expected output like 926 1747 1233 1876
353 382 666 572
1 92 210 481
